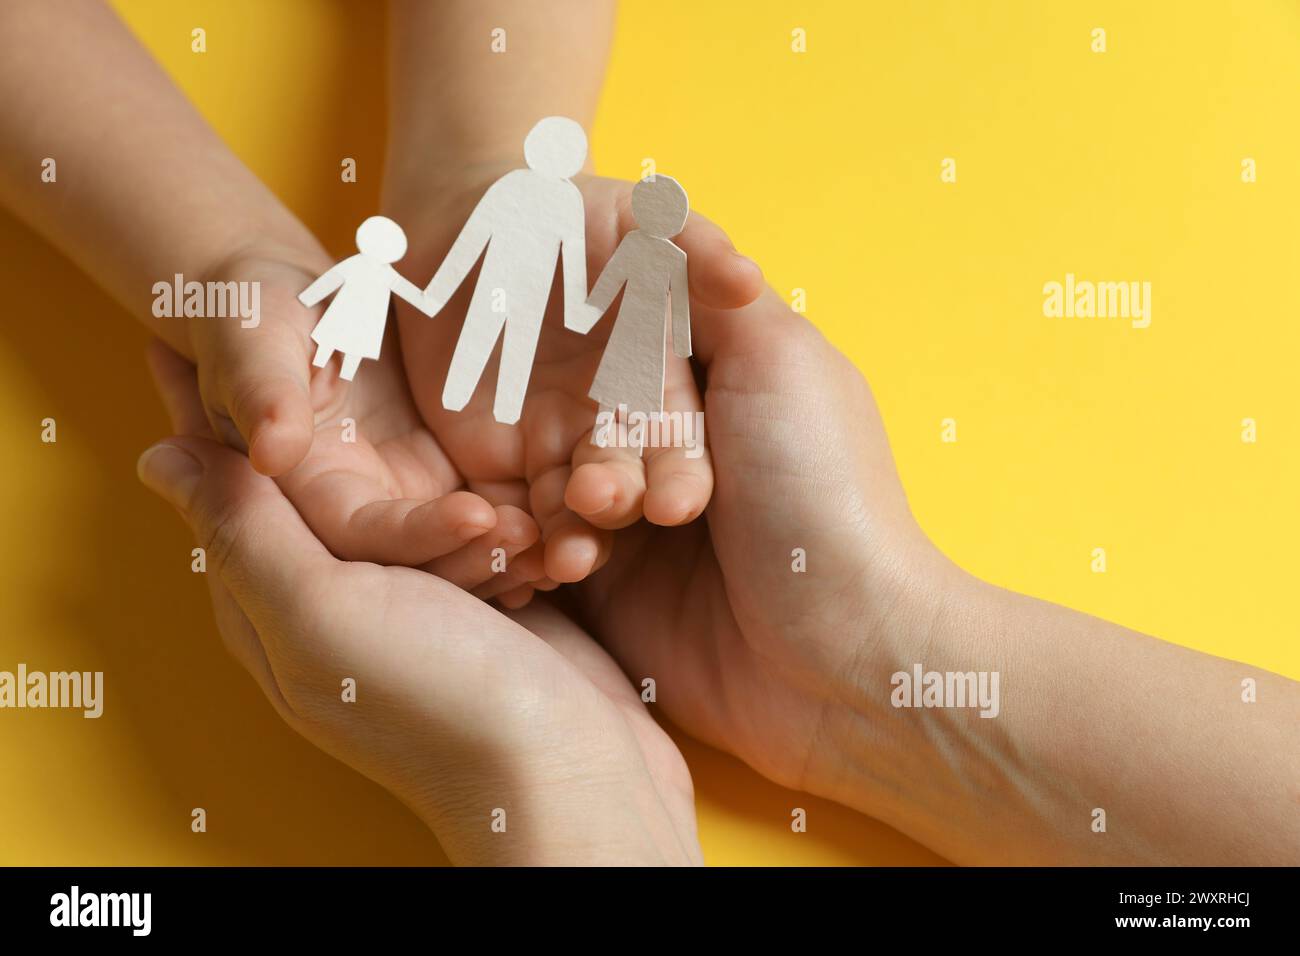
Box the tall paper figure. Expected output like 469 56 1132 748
298 216 433 380
423 116 589 425
568 175 692 437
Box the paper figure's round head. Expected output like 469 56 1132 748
631 175 689 239
356 216 407 263
524 117 587 179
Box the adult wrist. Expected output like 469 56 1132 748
800 552 1007 848
408 769 700 866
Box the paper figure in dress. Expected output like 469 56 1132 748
567 174 692 446
422 116 590 425
297 216 433 381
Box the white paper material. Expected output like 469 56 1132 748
424 117 589 424
568 175 691 418
299 216 432 381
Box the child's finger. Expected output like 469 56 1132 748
471 540 547 600
346 492 497 565
644 443 713 526
472 561 539 601
286 466 497 566
643 354 713 526
529 464 614 583
541 510 614 584
200 320 316 478
494 584 535 611
565 430 647 530
424 506 542 592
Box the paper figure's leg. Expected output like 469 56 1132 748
443 284 507 412
589 403 644 456
590 403 616 447
339 353 362 381
632 413 649 458
313 343 333 368
493 314 544 425
626 407 650 458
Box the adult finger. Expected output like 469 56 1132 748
608 186 764 310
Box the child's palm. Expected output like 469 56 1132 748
394 174 763 585
203 256 543 601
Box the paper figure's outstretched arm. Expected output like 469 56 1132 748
391 273 435 317
670 251 692 359
559 186 592 330
568 244 628 334
298 265 346 308
422 191 496 314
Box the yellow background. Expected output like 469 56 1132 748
1 0 1296 865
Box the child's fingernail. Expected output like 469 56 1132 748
212 413 248 454
586 497 616 519
247 424 285 475
137 443 203 511
457 521 492 541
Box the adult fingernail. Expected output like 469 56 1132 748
137 443 203 511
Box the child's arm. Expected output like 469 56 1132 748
390 272 435 317
384 0 614 203
669 251 692 359
299 266 346 308
0 0 328 475
567 243 626 335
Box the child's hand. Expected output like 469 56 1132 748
166 250 547 605
184 246 328 477
392 172 765 585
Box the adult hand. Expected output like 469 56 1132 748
136 340 702 866
561 285 949 799
560 288 1300 866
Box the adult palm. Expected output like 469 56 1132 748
565 288 945 797
143 339 701 865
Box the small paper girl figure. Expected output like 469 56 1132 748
298 215 433 381
567 175 692 442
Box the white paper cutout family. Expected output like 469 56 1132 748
299 116 691 434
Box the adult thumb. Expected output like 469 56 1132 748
136 436 334 615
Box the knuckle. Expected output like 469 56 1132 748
222 370 273 430
771 313 826 354
198 501 256 584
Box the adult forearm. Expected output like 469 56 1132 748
821 567 1300 865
